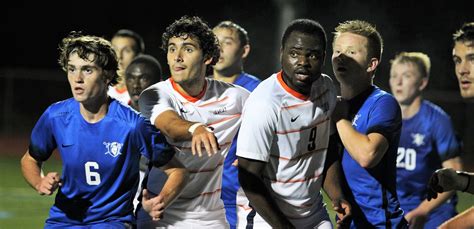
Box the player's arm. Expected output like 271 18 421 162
322 133 352 226
438 207 474 229
238 157 294 228
142 157 189 221
332 97 390 168
20 150 61 195
154 110 218 157
407 157 462 227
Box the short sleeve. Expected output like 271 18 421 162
236 96 277 162
432 113 462 161
138 84 175 125
366 95 402 140
29 106 57 161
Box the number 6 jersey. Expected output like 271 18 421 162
28 98 171 226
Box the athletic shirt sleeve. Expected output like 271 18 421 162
432 110 462 161
366 94 402 140
236 94 278 162
135 117 175 167
29 106 57 161
138 82 175 125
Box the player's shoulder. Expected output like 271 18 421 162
45 98 77 119
246 74 283 106
421 100 451 120
372 86 398 105
109 98 143 123
208 78 250 97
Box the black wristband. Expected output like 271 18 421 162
457 171 471 192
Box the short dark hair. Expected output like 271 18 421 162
126 54 162 82
281 19 327 50
162 15 220 66
333 20 383 61
453 22 474 45
113 29 145 54
58 31 119 86
214 20 249 47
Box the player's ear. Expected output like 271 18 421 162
241 44 250 59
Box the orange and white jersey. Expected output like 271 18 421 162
107 85 131 105
236 71 336 227
139 77 249 224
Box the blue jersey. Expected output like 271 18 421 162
340 86 406 228
221 72 261 228
396 100 460 227
29 98 172 227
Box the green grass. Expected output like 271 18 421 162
0 155 472 228
0 155 62 228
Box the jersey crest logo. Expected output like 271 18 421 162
411 133 425 147
352 114 361 127
103 142 123 158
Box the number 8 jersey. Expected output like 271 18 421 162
236 71 336 227
28 98 170 226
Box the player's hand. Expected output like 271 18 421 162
332 199 352 228
191 125 219 157
35 172 61 195
332 96 349 123
142 189 165 221
405 209 427 229
427 168 459 200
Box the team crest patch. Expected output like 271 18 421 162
104 142 123 157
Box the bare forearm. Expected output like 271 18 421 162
416 191 455 215
155 111 194 141
323 161 344 201
20 151 43 190
336 120 386 168
160 167 188 208
439 207 474 229
239 168 293 228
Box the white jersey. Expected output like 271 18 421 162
139 77 249 227
108 85 131 105
236 71 336 228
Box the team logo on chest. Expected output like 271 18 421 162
411 133 425 147
103 142 123 158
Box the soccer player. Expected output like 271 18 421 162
109 29 146 104
124 54 163 210
427 21 474 229
138 15 250 228
211 20 261 228
236 18 351 229
20 32 185 228
390 52 462 228
331 20 407 228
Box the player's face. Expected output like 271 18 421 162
453 41 474 100
332 32 371 83
167 35 211 85
390 62 425 105
112 36 138 73
67 52 109 104
213 27 245 73
125 63 157 105
280 31 325 95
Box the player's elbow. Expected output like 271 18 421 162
357 149 383 168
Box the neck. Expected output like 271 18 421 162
175 77 206 97
130 101 139 111
79 95 109 123
340 82 371 100
400 96 422 119
213 66 243 84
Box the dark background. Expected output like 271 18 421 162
1 1 473 168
